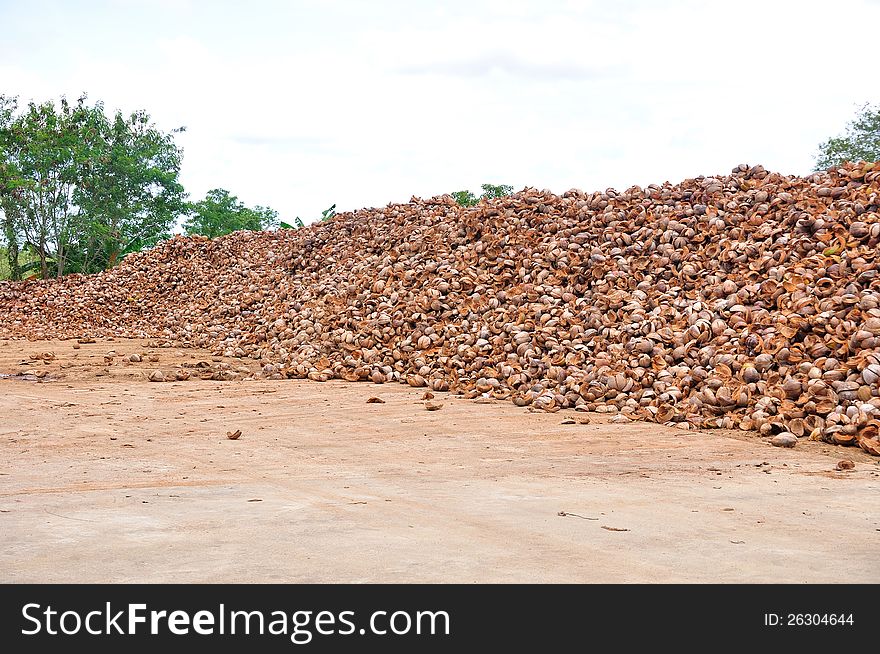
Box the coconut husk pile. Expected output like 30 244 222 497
2 162 879 455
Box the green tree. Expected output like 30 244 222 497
71 106 185 272
451 184 513 207
451 190 478 207
0 95 23 280
0 96 90 278
0 195 23 280
0 94 185 278
815 103 880 170
183 188 278 238
479 183 514 200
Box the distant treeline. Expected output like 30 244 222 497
0 94 277 280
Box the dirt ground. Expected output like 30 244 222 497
1 338 878 583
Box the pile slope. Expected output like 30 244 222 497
2 162 880 455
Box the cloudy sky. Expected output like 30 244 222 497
2 0 879 223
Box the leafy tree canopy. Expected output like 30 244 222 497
451 190 478 207
183 188 278 238
815 103 880 170
451 183 514 207
0 93 185 278
479 183 514 200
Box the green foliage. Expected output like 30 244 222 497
479 183 514 200
281 207 334 229
0 94 89 278
72 108 186 271
0 96 22 280
0 93 185 278
0 245 37 279
451 190 478 207
815 103 880 170
183 188 278 239
452 184 514 207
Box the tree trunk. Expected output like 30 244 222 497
1 198 21 281
56 239 65 278
38 236 48 280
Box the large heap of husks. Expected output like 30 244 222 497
2 163 880 455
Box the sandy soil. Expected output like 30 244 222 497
1 338 878 583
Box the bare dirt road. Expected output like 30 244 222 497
1 338 878 583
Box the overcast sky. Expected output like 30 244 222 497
3 0 879 223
